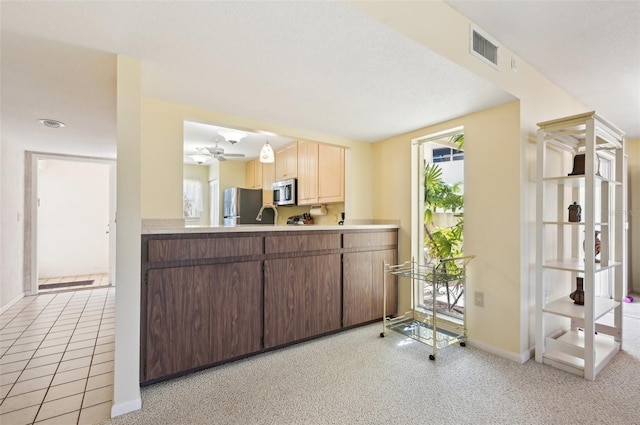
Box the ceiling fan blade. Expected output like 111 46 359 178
223 153 245 158
216 155 227 161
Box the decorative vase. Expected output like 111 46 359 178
569 277 585 305
568 153 585 176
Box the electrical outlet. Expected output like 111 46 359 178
474 291 484 307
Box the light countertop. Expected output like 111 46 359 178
142 223 399 235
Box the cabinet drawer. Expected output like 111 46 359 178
147 236 262 262
265 233 340 254
343 231 397 249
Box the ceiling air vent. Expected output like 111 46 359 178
470 25 499 69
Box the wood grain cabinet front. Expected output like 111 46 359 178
144 262 262 382
263 254 342 348
343 249 397 327
140 229 398 384
275 142 298 181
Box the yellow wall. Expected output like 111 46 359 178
359 1 599 359
373 101 522 355
140 97 373 223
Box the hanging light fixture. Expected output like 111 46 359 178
189 147 212 165
259 140 275 163
218 130 247 145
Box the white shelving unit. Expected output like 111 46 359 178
535 111 626 380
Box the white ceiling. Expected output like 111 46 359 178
446 0 640 139
1 1 638 164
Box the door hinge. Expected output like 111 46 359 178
144 272 149 286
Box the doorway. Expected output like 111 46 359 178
412 127 465 320
24 152 116 294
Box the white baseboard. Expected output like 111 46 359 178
1 292 25 315
111 398 142 418
466 338 532 364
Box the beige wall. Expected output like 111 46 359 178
373 101 523 356
628 138 640 294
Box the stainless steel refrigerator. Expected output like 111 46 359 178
223 188 274 226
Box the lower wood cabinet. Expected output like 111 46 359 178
343 249 398 327
263 254 342 348
144 262 261 381
141 229 397 384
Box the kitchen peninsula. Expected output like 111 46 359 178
140 224 398 384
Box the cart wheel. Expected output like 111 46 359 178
460 342 466 347
379 332 385 338
429 354 435 361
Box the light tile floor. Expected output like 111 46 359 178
38 274 111 294
0 287 115 424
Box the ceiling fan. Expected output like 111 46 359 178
205 141 245 161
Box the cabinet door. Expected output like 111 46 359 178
262 161 275 205
145 267 212 381
144 263 262 381
318 144 344 203
210 262 262 363
246 159 256 188
372 249 398 319
275 142 298 181
254 160 263 189
343 249 397 327
264 255 341 348
297 140 318 205
245 159 263 189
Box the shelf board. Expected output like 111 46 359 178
542 221 608 226
543 259 622 272
543 297 619 321
542 329 620 377
542 175 620 186
385 318 464 350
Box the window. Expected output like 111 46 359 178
432 147 464 163
183 179 203 220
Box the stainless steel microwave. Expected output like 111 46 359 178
273 178 296 206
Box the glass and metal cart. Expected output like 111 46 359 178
380 255 475 360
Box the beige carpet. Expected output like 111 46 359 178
104 297 640 425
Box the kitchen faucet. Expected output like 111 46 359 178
256 204 278 224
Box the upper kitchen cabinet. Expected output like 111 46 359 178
262 161 275 205
297 141 345 205
318 143 345 203
275 142 298 180
246 158 275 205
297 140 319 205
245 158 263 190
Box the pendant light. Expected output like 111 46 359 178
259 140 275 163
